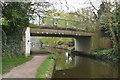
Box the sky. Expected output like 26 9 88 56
48 0 101 12
31 0 102 12
45 0 118 12
4 0 118 12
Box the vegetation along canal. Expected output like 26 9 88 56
49 49 120 78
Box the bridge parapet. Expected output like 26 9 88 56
30 16 97 31
30 27 95 37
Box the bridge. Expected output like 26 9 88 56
30 27 94 37
25 17 97 56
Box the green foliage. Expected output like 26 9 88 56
100 7 120 38
2 18 9 26
89 1 120 59
40 37 58 46
113 7 120 36
100 13 111 37
2 35 24 56
69 47 75 51
91 48 113 55
97 2 113 20
40 9 96 30
91 48 120 60
0 57 2 74
48 54 56 60
2 2 31 35
40 37 73 47
2 2 33 56
2 54 33 74
98 1 120 57
36 54 55 78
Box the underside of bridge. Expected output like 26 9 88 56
31 33 91 38
75 37 91 53
25 27 93 56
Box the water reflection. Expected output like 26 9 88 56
55 51 75 70
52 49 120 78
74 56 118 78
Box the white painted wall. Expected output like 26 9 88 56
25 27 30 56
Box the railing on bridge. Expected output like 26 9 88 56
30 16 96 30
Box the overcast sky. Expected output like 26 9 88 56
48 0 101 12
5 0 118 12
31 0 102 12
45 0 118 12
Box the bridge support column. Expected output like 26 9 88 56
74 37 91 53
25 27 30 56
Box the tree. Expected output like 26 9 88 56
1 2 52 56
2 1 52 35
88 0 120 57
99 1 120 56
2 2 31 35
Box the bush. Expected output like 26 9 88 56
48 54 56 60
2 35 24 56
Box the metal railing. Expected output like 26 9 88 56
30 16 96 31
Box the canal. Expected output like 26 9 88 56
48 49 120 78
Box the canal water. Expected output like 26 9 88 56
49 49 120 78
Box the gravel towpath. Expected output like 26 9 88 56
2 54 48 78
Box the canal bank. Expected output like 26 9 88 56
51 49 120 78
29 48 120 79
72 50 120 62
34 48 120 78
36 54 56 78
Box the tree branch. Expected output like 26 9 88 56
89 0 98 11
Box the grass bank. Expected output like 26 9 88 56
36 54 56 78
0 57 2 74
90 48 120 61
2 54 33 74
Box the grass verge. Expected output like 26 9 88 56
36 54 56 78
2 54 33 74
0 56 2 74
90 48 119 61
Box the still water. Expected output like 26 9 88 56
50 49 120 78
